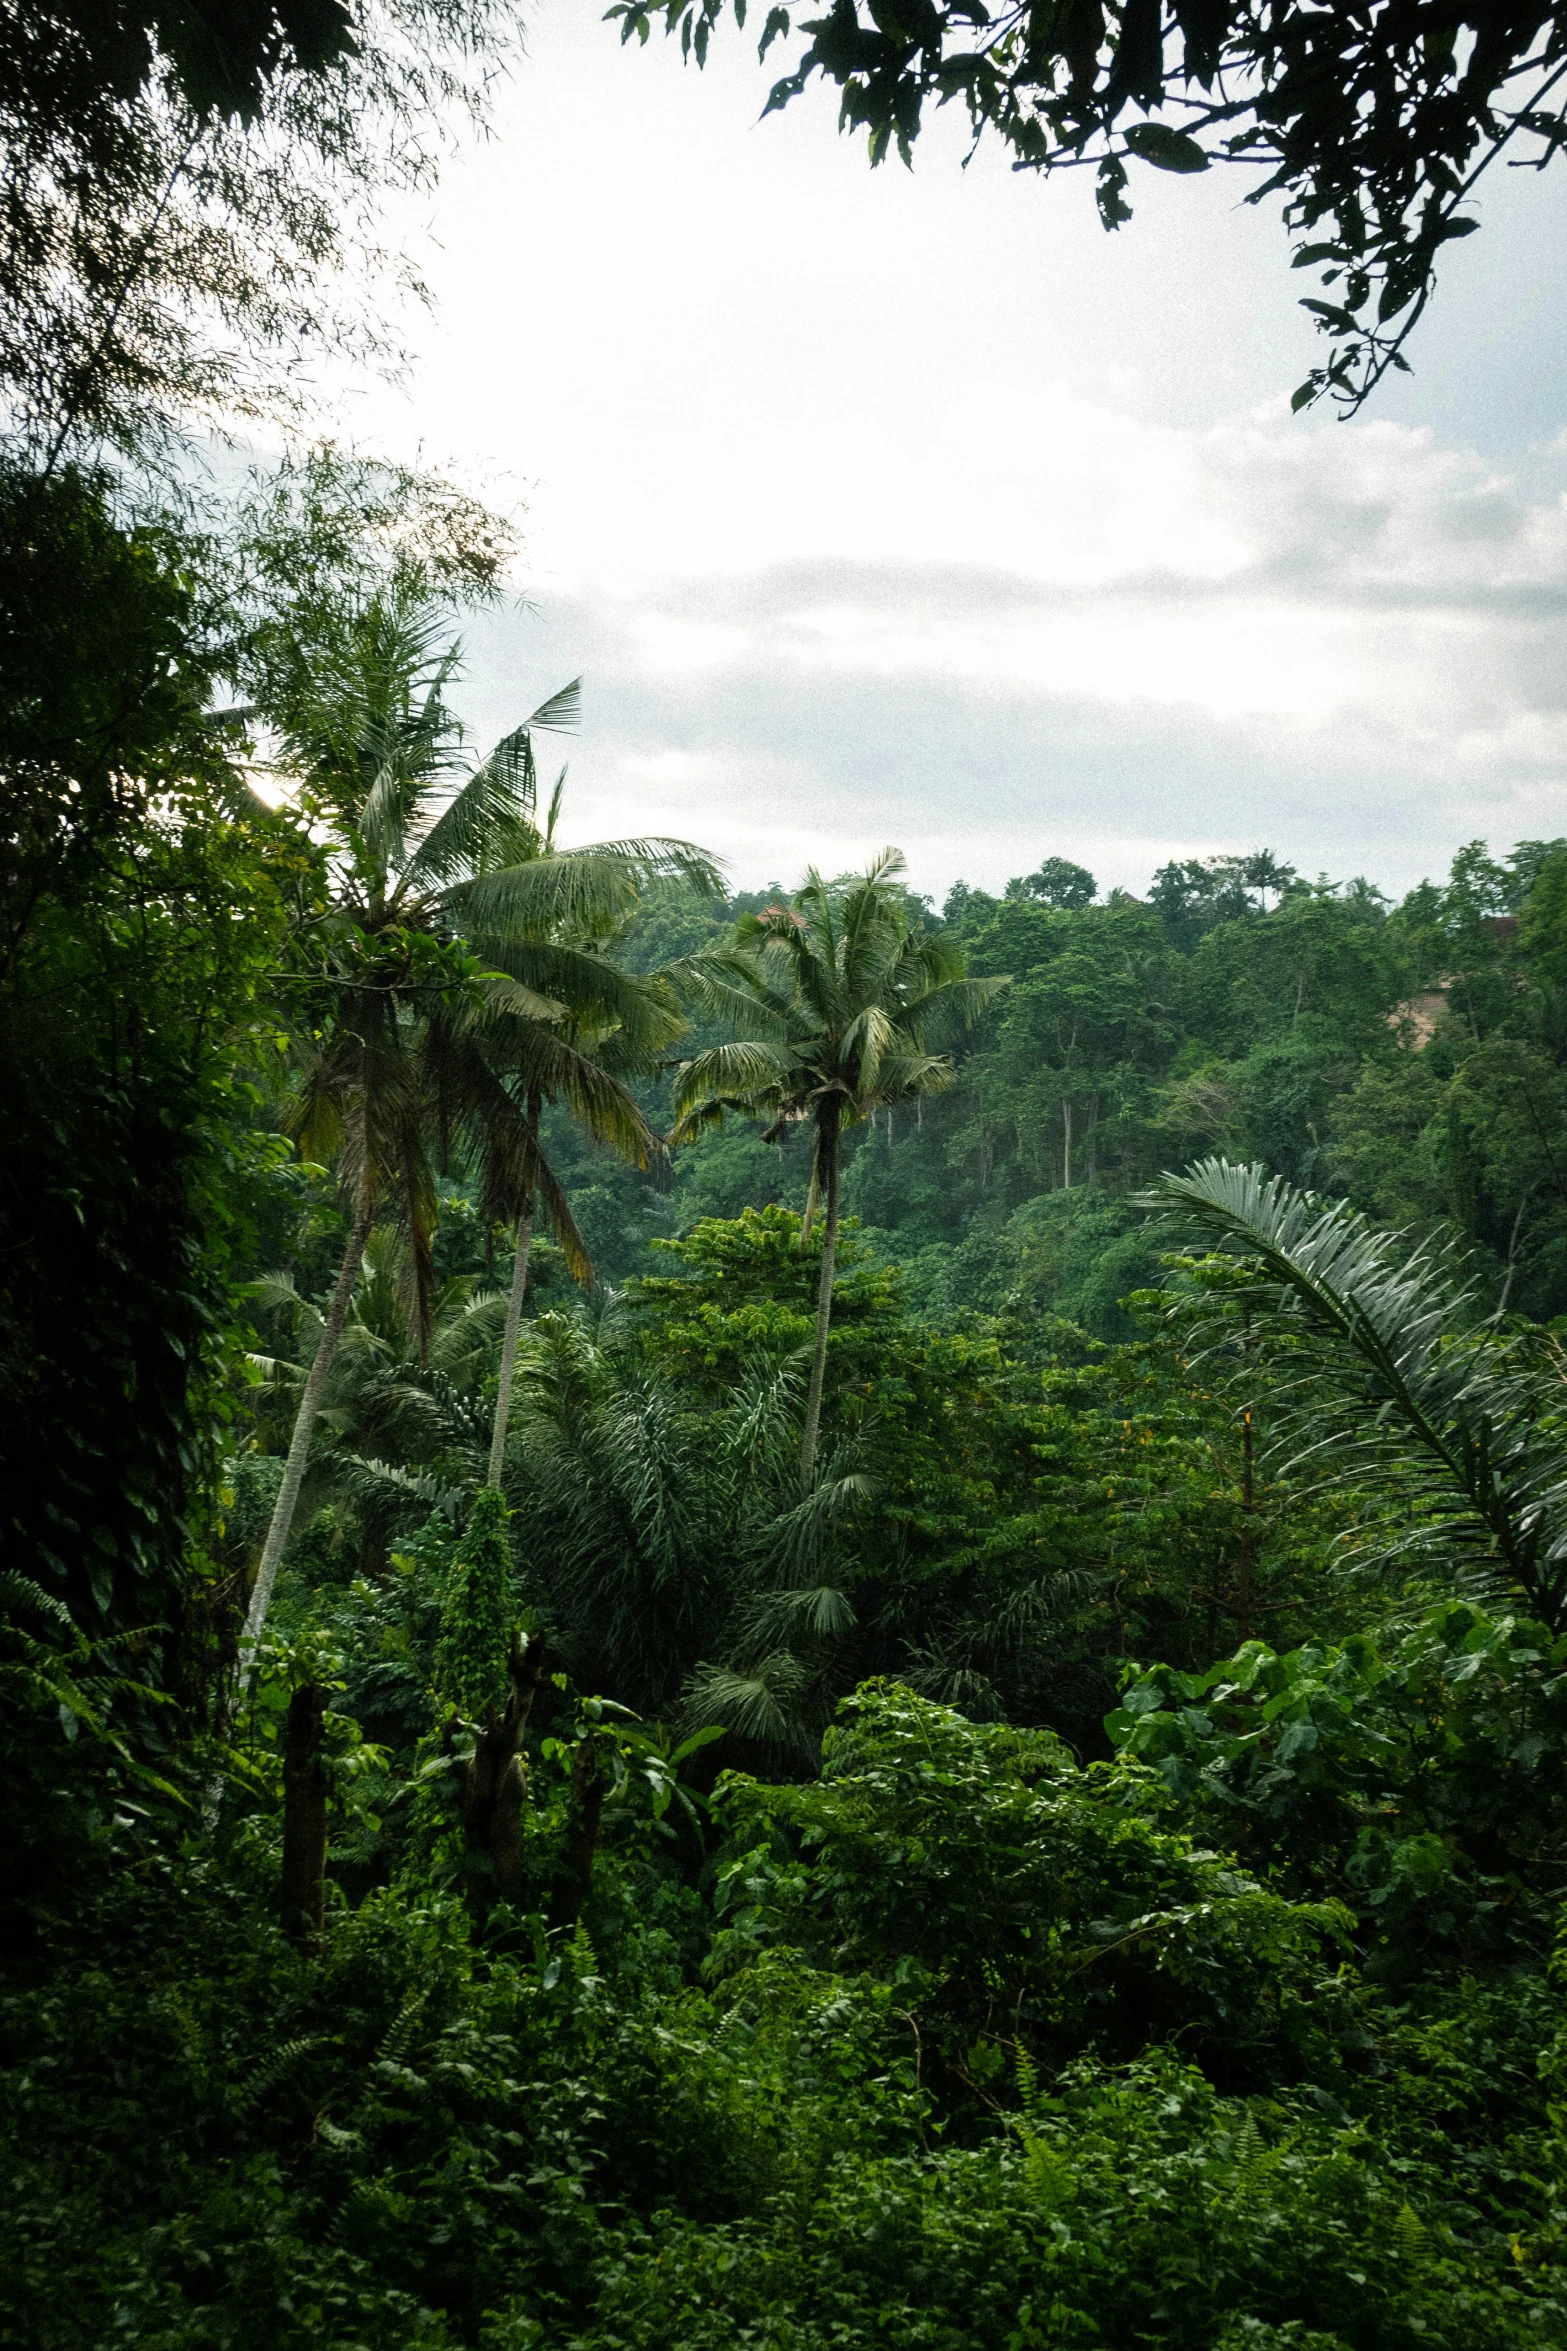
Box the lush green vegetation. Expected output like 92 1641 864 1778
6 11 1567 2341
556 831 1567 1331
4 454 1567 2350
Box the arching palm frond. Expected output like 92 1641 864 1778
1153 1156 1567 1626
452 839 716 942
400 679 579 891
669 952 795 1041
244 1269 325 1336
670 1040 799 1135
481 941 683 1055
680 1655 817 1763
331 1454 468 1524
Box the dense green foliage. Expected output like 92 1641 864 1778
542 837 1567 1339
10 2 1567 2338
6 462 1567 2350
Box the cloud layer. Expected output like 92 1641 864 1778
454 401 1567 902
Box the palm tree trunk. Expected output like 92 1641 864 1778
239 1208 371 1680
799 1107 840 1485
487 1197 535 1489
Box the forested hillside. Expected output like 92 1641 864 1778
547 838 1567 1331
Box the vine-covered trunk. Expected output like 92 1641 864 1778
280 1682 327 1947
548 1732 608 1936
450 1630 552 1924
487 1198 535 1489
240 1207 372 1680
799 1105 840 1486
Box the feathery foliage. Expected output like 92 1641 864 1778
1153 1156 1567 1627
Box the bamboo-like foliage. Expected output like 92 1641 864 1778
1152 1156 1567 1627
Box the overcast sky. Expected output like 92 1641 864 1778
325 1 1567 905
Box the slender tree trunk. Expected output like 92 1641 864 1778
800 1107 840 1486
1061 1097 1074 1189
548 1732 608 1936
1236 1405 1255 1645
1494 1188 1533 1320
240 1209 371 1681
280 1683 328 1948
487 1196 536 1489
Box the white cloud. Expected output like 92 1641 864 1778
451 398 1567 898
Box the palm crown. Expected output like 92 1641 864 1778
273 593 714 1291
672 849 1004 1213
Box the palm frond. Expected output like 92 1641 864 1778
242 1269 326 1334
402 751 536 890
333 1455 468 1521
902 972 1011 1046
681 1653 813 1755
671 954 795 1043
1153 1157 1567 1623
482 941 685 1054
521 678 583 736
672 1040 799 1123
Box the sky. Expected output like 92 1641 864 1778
322 1 1567 906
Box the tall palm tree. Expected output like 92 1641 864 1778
671 850 1006 1482
239 592 717 1669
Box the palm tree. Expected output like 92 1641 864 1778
1152 1157 1567 1629
503 1307 871 1750
671 850 1006 1482
455 770 692 1488
239 592 717 1670
245 1231 503 1558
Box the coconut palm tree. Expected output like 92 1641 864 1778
239 592 717 1669
671 850 1007 1482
